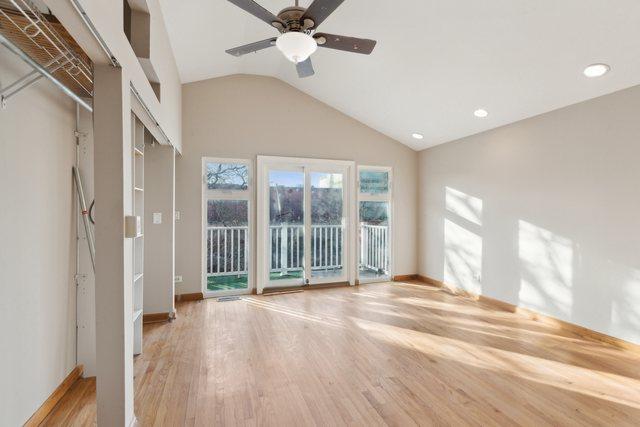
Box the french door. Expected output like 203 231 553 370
257 156 355 293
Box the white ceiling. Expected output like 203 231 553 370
158 0 640 150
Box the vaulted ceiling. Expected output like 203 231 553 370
159 0 640 150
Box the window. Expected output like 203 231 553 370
359 170 389 195
202 158 252 296
358 166 392 282
206 162 249 191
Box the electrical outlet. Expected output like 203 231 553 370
174 275 183 283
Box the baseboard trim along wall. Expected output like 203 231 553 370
393 274 640 354
392 274 419 282
23 365 83 426
176 292 204 302
143 311 176 324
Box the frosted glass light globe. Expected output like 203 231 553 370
276 32 317 64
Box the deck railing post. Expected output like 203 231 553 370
280 223 288 276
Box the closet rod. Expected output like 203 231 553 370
0 33 93 112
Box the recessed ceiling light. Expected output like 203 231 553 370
412 132 424 140
583 63 610 78
474 109 488 118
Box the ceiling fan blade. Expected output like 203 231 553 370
226 0 284 27
301 0 345 29
314 33 377 54
296 58 315 78
226 37 278 57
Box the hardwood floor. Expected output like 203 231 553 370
43 281 640 426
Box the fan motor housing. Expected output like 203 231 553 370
274 6 314 32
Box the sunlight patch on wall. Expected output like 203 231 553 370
611 267 640 344
444 219 482 295
446 187 483 226
518 220 573 318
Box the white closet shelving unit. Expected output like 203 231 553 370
132 113 145 355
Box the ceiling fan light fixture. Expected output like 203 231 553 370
276 32 318 63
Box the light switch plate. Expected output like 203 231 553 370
153 212 162 224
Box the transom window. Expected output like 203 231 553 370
359 170 389 195
206 162 249 191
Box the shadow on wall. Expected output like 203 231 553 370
441 186 640 344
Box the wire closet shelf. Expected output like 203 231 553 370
0 0 93 101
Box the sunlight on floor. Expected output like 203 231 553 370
352 316 640 409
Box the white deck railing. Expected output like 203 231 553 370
269 224 344 274
269 224 304 273
206 223 388 277
206 226 249 277
360 224 389 274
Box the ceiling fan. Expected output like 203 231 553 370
225 0 377 78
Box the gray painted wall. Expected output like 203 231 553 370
144 144 175 314
418 85 640 344
176 74 418 295
0 46 77 425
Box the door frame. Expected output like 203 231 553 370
201 157 254 298
257 155 356 294
357 165 394 284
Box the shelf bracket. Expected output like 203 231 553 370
0 33 92 111
0 54 70 107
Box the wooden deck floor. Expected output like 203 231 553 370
43 281 640 426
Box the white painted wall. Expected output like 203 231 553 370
176 74 418 295
0 46 77 426
76 106 96 377
418 85 640 345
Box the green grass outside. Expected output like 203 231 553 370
207 274 248 291
207 270 317 292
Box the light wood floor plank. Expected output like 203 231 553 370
42 282 640 426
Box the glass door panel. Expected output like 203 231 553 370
310 172 345 281
269 170 305 284
206 199 249 292
359 201 390 281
